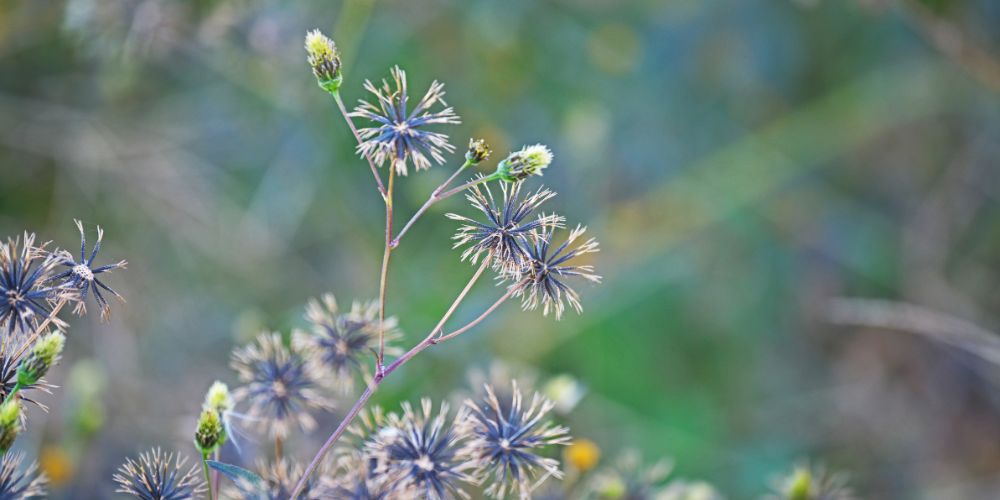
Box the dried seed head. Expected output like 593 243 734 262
510 225 601 319
47 220 127 321
231 333 333 438
351 66 461 175
461 382 571 498
305 29 342 93
114 448 205 500
0 452 46 498
496 144 552 182
368 399 478 499
0 232 66 336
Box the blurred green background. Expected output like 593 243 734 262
3 0 1000 497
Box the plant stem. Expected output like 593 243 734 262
12 298 67 363
202 453 214 500
436 281 523 342
274 435 283 463
333 91 387 199
436 172 499 200
390 159 474 248
211 450 220 500
376 168 395 372
289 265 515 500
291 383 374 499
1 382 21 407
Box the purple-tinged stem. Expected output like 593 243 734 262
333 91 387 200
13 297 66 362
289 262 516 500
376 168 396 372
390 160 473 248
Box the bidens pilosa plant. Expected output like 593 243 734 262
166 27 598 500
106 29 856 500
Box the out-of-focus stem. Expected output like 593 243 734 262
202 454 214 500
290 262 514 500
13 298 67 362
211 450 220 500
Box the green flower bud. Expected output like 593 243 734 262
465 138 492 165
0 400 21 452
495 144 553 182
786 466 813 500
305 29 342 94
17 331 65 387
203 381 233 414
194 408 226 455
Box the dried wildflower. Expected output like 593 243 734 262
114 448 205 500
351 66 461 176
293 294 401 394
0 401 21 453
369 399 478 500
512 225 601 319
0 233 65 336
466 138 492 165
261 460 333 500
231 333 332 438
329 454 414 500
496 144 553 183
462 382 570 499
194 408 225 455
590 451 672 500
304 29 342 93
17 331 65 387
48 220 127 321
447 181 563 274
768 462 855 500
0 452 47 499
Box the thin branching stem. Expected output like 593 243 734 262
333 91 387 199
436 280 523 342
289 262 518 500
376 168 395 372
12 297 66 363
390 159 474 248
436 172 499 201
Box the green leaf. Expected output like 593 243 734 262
206 460 267 499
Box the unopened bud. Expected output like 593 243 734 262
0 401 21 452
194 408 225 455
17 331 65 387
203 381 233 414
465 138 492 165
786 467 813 500
305 29 342 94
496 144 552 182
